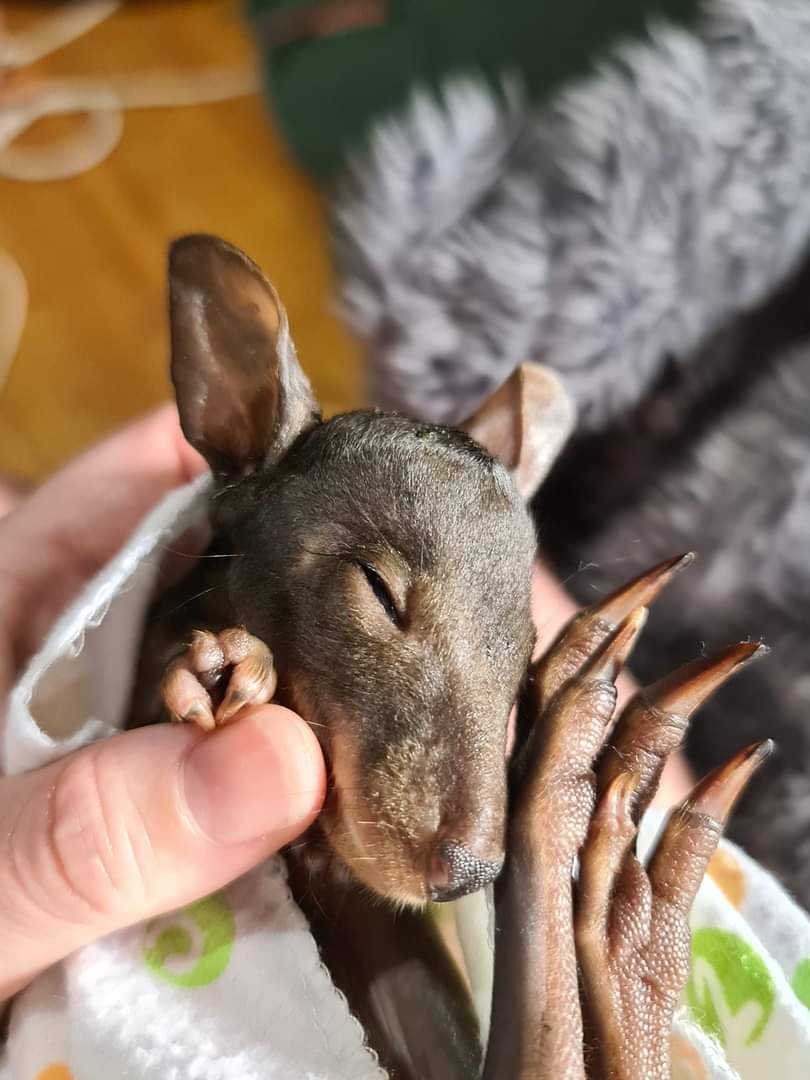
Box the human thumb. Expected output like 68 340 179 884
0 705 325 1001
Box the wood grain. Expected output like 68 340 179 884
0 0 362 481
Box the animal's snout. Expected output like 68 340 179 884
427 838 504 902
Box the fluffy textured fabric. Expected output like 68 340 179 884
331 0 810 904
248 0 702 181
334 0 810 430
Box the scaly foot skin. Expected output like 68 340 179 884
484 554 773 1080
578 741 772 1080
160 627 277 730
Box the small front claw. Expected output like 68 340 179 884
215 628 277 724
160 627 277 729
160 663 217 731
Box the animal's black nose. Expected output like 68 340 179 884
427 839 504 902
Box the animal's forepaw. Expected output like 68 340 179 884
160 628 277 731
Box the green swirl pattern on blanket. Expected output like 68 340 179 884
791 959 810 1012
688 928 775 1046
143 892 235 988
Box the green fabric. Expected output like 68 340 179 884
247 0 703 182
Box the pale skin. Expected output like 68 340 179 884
0 408 326 1004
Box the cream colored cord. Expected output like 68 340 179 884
0 1 259 387
0 0 120 68
0 248 27 387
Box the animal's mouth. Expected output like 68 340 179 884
318 780 431 906
322 793 506 904
287 689 511 905
320 736 507 905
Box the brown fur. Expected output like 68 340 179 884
130 235 569 905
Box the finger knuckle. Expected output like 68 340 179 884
46 750 152 922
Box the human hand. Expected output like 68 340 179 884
0 407 326 1003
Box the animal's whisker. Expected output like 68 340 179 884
156 545 247 559
156 584 224 620
211 481 240 501
301 875 328 922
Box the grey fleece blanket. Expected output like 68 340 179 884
331 0 810 903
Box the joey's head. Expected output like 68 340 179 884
169 235 574 905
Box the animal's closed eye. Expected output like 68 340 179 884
357 561 402 627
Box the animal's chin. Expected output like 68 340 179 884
318 800 430 907
306 717 434 904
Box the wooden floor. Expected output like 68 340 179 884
0 0 362 481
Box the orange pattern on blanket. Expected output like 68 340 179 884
707 847 746 908
670 1032 709 1079
35 1067 74 1080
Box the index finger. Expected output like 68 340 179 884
0 404 206 667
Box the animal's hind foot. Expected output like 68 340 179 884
160 627 277 730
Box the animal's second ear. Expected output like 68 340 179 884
462 363 575 501
168 234 320 478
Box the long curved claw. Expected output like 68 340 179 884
648 739 774 907
598 641 768 821
531 552 693 711
590 552 695 625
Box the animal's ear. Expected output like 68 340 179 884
462 364 575 500
168 234 320 477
